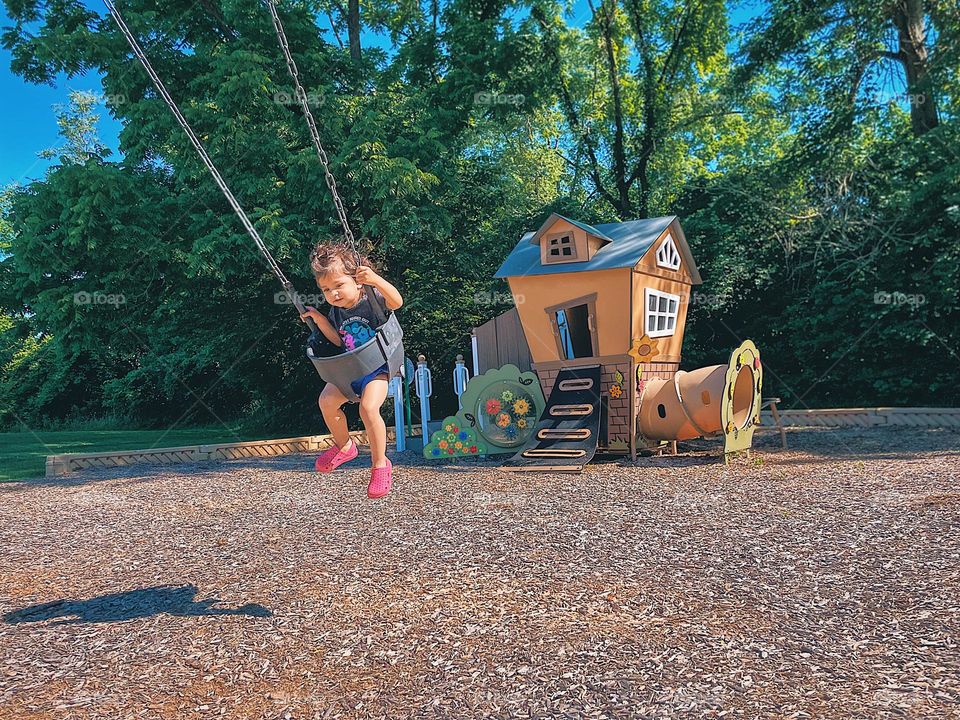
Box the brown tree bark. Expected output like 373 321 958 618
593 0 633 217
890 0 938 135
347 0 361 61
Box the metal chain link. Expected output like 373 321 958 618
104 0 296 292
265 0 358 255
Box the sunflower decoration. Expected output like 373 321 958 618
517 417 528 429
609 384 623 399
629 334 660 364
512 398 530 416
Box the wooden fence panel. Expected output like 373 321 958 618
759 407 960 428
44 429 398 478
473 308 533 374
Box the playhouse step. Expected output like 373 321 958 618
536 428 592 441
549 404 594 417
521 448 587 459
558 378 595 391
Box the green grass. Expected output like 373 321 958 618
0 427 292 482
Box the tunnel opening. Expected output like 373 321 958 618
731 365 755 429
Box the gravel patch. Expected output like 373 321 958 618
1 427 958 719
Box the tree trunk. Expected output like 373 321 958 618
596 0 632 217
891 0 938 136
347 0 361 61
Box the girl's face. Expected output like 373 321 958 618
317 260 362 308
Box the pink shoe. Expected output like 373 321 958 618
367 458 393 499
315 439 358 473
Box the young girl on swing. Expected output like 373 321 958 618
299 243 403 499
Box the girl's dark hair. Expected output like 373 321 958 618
310 239 375 278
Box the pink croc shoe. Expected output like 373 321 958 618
315 439 358 473
367 458 393 499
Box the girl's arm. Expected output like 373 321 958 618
300 307 343 346
356 267 403 310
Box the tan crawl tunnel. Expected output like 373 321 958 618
636 340 762 457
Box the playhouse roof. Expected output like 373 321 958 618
495 214 702 283
527 215 614 245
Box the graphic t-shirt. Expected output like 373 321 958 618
327 287 387 351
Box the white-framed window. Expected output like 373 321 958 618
655 233 681 270
644 287 680 338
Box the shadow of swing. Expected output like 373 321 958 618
3 584 271 625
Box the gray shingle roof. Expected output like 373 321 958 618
495 214 685 279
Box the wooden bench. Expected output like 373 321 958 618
759 397 787 449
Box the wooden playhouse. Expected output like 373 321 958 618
494 213 762 463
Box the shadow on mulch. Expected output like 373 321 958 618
3 584 271 625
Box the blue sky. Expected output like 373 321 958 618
1 1 765 188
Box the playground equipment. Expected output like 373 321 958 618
422 365 546 459
453 355 471 409
499 366 603 471
488 213 763 465
636 340 762 460
415 355 433 443
387 375 407 452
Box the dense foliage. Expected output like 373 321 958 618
1 0 957 432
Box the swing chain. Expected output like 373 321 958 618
265 0 358 257
104 0 294 290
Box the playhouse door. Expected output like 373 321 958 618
556 304 595 359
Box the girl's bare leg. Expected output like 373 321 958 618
359 377 390 468
318 383 353 451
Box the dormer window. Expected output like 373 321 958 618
547 233 577 260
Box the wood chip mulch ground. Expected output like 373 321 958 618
1 427 958 719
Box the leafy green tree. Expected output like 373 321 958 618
1 0 956 431
680 0 960 408
737 0 956 139
39 89 112 164
531 0 767 218
0 0 558 429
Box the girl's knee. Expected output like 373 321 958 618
319 389 345 411
359 401 383 422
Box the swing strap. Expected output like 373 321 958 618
265 0 358 255
366 287 389 326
